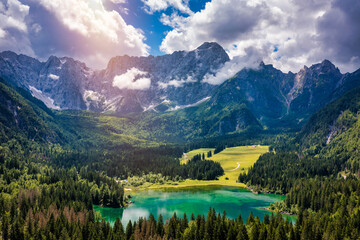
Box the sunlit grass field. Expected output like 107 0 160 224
148 145 269 189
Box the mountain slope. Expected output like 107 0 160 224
130 100 262 141
0 42 229 113
1 43 360 134
0 77 63 143
0 77 160 151
240 86 360 194
295 86 360 169
211 60 360 128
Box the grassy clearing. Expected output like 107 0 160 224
147 145 269 190
209 145 269 182
181 148 214 164
148 179 247 190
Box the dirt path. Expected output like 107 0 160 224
227 162 240 171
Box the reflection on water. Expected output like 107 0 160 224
94 186 296 226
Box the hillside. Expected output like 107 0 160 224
1 45 360 135
0 78 64 143
240 86 360 193
296 86 360 173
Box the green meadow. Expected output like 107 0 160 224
148 145 269 189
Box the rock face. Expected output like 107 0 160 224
0 51 89 110
86 42 230 112
0 42 359 130
209 60 360 127
0 42 229 112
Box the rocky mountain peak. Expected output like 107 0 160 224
0 50 19 59
197 42 222 50
196 42 230 62
310 59 340 74
1 46 358 124
45 55 61 67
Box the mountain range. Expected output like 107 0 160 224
1 42 360 137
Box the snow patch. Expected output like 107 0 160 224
168 97 210 111
83 90 105 109
158 76 196 88
29 86 61 110
143 104 156 112
326 125 338 144
103 96 123 112
113 68 151 90
48 74 59 80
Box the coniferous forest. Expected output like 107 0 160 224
1 1 360 237
1 65 360 239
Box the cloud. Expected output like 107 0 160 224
113 68 151 90
109 0 127 3
315 0 360 72
160 0 274 53
142 0 192 15
0 0 148 69
203 47 264 85
158 75 196 88
29 0 149 69
0 0 34 56
159 0 360 73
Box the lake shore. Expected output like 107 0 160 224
262 207 297 217
147 179 246 190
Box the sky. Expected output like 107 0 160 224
0 0 359 76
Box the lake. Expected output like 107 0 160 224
94 186 293 226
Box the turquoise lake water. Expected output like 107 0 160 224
94 186 295 226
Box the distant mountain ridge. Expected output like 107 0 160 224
211 60 360 128
1 42 360 131
0 42 229 113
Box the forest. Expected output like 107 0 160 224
1 77 360 239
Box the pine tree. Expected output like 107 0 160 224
250 221 260 240
275 224 287 240
181 213 189 231
125 220 133 240
237 222 249 240
114 218 124 238
247 212 255 225
156 214 164 237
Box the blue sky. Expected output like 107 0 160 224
0 0 359 73
104 0 211 56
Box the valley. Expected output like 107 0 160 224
1 0 360 238
0 44 360 239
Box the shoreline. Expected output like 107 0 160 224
126 179 248 191
262 207 297 217
148 182 247 190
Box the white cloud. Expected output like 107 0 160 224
0 0 34 56
109 0 127 3
142 0 192 15
160 0 272 54
33 0 149 69
158 75 196 88
31 23 41 34
159 0 359 73
204 48 263 85
113 68 151 90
